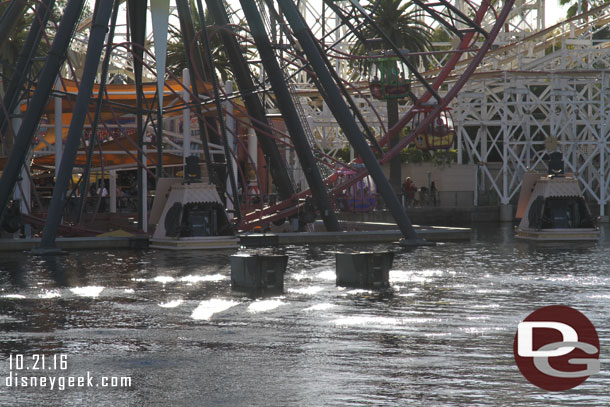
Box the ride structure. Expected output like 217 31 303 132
411 106 455 151
0 0 517 248
454 4 610 218
367 52 411 100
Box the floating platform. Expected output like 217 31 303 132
149 236 239 250
515 228 600 241
0 225 468 252
240 225 470 247
0 235 150 252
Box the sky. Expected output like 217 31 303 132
98 0 573 30
546 0 571 26
84 0 574 51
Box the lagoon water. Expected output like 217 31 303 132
0 224 608 406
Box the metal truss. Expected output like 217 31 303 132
294 0 610 219
291 0 548 150
452 4 610 215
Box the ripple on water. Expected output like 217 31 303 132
153 276 175 284
391 268 449 284
287 286 324 295
333 315 400 327
179 274 228 284
39 290 61 299
303 303 336 312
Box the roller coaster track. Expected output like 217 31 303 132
433 3 610 78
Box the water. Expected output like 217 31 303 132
0 225 608 406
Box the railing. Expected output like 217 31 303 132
401 190 476 209
336 190 479 212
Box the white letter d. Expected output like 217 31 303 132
518 321 577 357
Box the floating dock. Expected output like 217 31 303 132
0 224 469 252
0 236 149 252
240 225 470 247
150 236 239 250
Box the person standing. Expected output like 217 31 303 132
98 181 108 212
430 181 438 206
402 177 416 207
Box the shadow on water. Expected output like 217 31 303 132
42 255 70 287
4 260 28 289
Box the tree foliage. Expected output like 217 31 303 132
0 0 91 92
348 0 433 79
166 2 235 82
559 0 609 19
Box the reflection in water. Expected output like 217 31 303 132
0 226 608 406
247 299 286 313
288 286 324 295
180 274 227 283
153 276 175 284
191 299 239 320
69 286 105 298
303 303 335 312
39 290 61 299
158 299 184 308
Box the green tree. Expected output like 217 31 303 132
559 0 584 18
559 0 610 19
166 4 234 82
0 2 48 94
349 0 432 194
0 0 91 94
349 0 432 77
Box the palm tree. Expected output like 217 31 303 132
349 0 432 195
166 4 234 82
558 0 610 19
0 0 81 93
559 0 585 18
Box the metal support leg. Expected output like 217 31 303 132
54 79 63 176
276 0 423 244
175 0 216 183
206 0 296 201
35 0 115 253
0 0 86 224
239 0 339 231
75 0 121 225
109 170 117 213
128 0 148 232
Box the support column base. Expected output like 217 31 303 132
499 204 513 222
398 238 436 247
31 247 68 256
